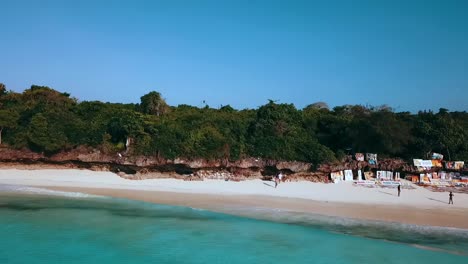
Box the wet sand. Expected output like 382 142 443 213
1 168 467 229
47 186 468 229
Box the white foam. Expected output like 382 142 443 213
220 204 468 239
1 169 468 210
0 184 103 198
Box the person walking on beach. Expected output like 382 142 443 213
274 174 279 188
397 184 401 197
449 191 454 205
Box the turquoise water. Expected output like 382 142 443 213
1 189 467 264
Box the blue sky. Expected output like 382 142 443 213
1 0 467 112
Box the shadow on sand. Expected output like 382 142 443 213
427 197 448 204
263 182 276 188
378 190 396 196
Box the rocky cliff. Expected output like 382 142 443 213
0 146 322 181
0 146 415 182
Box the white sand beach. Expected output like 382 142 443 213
1 168 467 228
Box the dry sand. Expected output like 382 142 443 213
1 168 467 229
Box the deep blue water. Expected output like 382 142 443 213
0 188 467 264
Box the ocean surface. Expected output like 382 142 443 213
1 185 467 264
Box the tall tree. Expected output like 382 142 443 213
0 110 19 145
306 102 330 110
27 113 68 153
0 83 6 96
140 91 169 116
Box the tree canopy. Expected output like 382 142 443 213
0 84 467 162
139 91 169 116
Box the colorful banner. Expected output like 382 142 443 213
454 161 465 170
354 180 375 185
355 153 364 161
395 172 400 180
448 172 455 180
380 181 400 187
386 171 393 180
430 179 440 185
431 152 444 160
420 160 433 167
364 171 374 180
344 170 353 181
366 153 377 165
419 173 432 183
330 171 344 183
438 181 451 187
414 159 433 167
445 162 455 169
377 171 394 180
376 171 384 179
439 171 446 180
431 160 442 167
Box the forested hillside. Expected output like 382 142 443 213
0 84 467 164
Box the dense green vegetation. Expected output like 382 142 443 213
0 84 467 163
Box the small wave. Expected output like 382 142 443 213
410 244 468 256
228 205 468 234
218 205 468 255
0 184 103 198
189 207 206 211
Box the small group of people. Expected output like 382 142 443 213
397 183 455 205
272 173 456 204
274 172 283 188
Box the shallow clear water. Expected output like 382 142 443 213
0 189 467 264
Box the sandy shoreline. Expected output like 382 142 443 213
43 186 468 229
1 168 468 229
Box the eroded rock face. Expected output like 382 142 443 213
276 161 311 172
228 158 266 169
173 158 222 169
0 147 415 182
0 147 315 178
1 146 315 172
0 148 43 161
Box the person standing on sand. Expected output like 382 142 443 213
278 172 283 183
274 174 279 188
397 184 401 197
449 191 454 205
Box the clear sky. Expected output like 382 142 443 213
1 0 467 112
